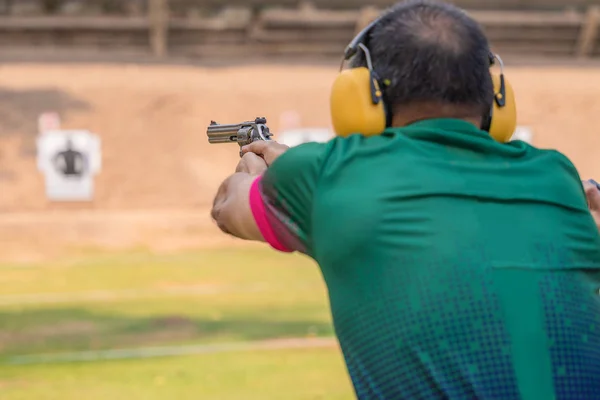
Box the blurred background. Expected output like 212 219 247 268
0 0 599 399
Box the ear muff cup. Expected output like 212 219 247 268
330 67 387 137
487 73 517 143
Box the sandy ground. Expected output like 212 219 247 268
0 63 599 261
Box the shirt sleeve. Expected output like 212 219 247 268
248 142 329 256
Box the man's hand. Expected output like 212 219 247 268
242 140 290 166
583 179 600 231
236 152 268 175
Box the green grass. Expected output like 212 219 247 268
0 248 353 399
0 348 353 400
0 248 322 295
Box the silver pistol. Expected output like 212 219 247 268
206 117 272 157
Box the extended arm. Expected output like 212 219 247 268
211 140 324 256
211 154 266 242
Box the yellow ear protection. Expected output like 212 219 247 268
330 20 389 138
481 53 517 143
330 18 517 142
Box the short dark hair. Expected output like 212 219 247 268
350 0 494 118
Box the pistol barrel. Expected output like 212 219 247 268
206 123 241 144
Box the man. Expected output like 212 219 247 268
212 1 600 399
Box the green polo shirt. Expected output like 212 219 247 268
249 119 600 399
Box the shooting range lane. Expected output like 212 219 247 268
0 63 337 212
0 63 598 260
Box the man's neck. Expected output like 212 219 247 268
391 103 482 129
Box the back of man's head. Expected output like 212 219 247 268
350 0 494 124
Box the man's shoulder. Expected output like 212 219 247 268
270 140 332 171
503 141 588 209
262 140 336 188
513 142 580 175
270 135 374 170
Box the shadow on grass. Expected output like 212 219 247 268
0 307 334 358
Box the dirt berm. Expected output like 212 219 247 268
0 64 598 261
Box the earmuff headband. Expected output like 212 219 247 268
489 54 507 107
339 24 384 108
344 19 380 60
354 43 384 106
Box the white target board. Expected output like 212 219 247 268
511 126 534 144
37 130 102 202
278 128 335 148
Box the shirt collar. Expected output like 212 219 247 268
384 118 491 140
